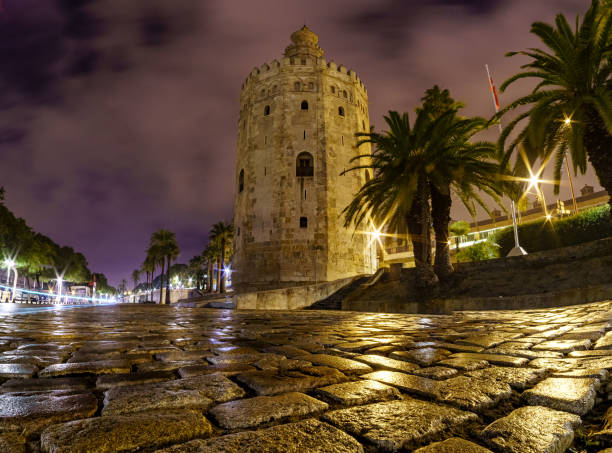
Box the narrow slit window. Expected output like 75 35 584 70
238 169 244 193
301 100 308 110
300 217 308 228
341 135 344 145
264 105 270 116
264 136 267 144
303 130 306 140
304 189 307 200
338 106 345 117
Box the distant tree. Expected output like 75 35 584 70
449 221 471 251
131 269 140 292
210 222 233 293
149 229 179 304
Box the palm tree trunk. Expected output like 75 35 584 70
220 239 226 293
216 258 221 293
431 184 453 281
206 260 212 292
165 256 171 304
584 107 612 211
159 260 165 304
406 178 438 288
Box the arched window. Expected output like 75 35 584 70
264 105 270 116
330 86 335 94
261 89 266 97
301 100 308 110
308 82 314 90
300 58 306 65
239 169 244 193
299 217 308 228
294 81 301 91
343 90 347 98
338 106 345 117
296 152 314 177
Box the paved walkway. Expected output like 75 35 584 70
2 302 612 452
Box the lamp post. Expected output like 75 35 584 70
3 259 17 302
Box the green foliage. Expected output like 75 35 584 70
450 221 471 237
456 239 500 262
0 198 93 285
498 0 612 195
496 205 612 255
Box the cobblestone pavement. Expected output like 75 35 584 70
3 302 612 452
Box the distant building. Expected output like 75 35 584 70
233 27 376 290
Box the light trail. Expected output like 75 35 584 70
0 284 116 304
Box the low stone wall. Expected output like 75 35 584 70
344 236 612 314
344 283 612 314
234 277 357 310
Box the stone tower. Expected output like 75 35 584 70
233 26 375 290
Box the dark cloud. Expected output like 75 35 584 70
0 0 598 285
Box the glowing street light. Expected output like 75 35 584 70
3 258 17 302
55 276 64 303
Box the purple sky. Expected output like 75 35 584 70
0 0 600 285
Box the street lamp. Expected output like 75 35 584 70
3 258 17 302
55 276 63 304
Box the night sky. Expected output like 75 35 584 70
0 0 600 286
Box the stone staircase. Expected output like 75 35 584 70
305 276 370 310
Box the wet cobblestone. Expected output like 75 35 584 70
2 302 612 451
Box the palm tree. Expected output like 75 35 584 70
149 229 179 304
141 254 156 299
418 86 502 280
497 1 612 200
202 244 218 292
344 110 447 287
131 269 140 291
210 222 234 293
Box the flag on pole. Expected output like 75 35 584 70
485 64 500 112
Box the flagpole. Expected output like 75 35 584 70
485 64 526 256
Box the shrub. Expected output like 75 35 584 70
496 204 612 256
455 239 500 262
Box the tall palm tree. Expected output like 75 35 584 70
497 0 612 200
149 229 179 304
201 246 212 292
344 110 450 287
415 86 502 279
141 254 156 298
131 269 140 292
210 222 234 293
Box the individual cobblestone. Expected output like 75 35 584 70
0 391 98 435
40 410 211 453
209 392 328 429
414 437 493 452
155 419 365 452
322 398 478 451
235 366 347 395
522 377 598 415
481 405 581 453
315 379 401 405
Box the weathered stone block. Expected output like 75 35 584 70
209 392 328 429
155 419 364 452
40 410 211 453
522 377 598 415
481 406 581 453
323 398 478 451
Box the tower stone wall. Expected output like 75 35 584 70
233 27 376 290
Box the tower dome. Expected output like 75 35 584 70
284 25 324 58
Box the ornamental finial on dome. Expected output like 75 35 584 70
284 25 323 58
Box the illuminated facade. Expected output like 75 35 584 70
233 27 375 290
